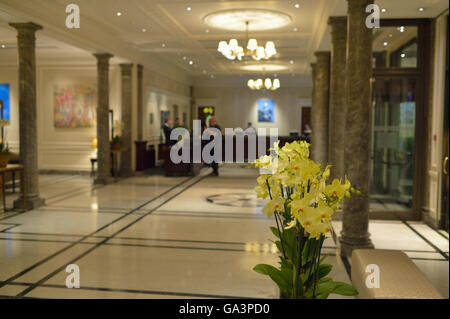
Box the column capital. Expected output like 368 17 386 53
347 0 373 13
328 16 347 38
93 53 113 64
9 22 43 33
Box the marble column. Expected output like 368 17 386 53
339 0 374 257
311 51 330 167
93 53 113 185
119 63 133 177
137 64 144 141
9 22 45 210
328 17 348 181
310 63 316 115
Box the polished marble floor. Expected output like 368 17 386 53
0 166 448 299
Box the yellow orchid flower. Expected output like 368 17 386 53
262 197 285 218
254 185 268 199
325 178 347 199
290 194 314 218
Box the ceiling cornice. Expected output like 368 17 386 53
0 0 192 85
305 0 338 71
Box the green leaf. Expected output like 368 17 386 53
315 291 331 299
319 277 333 283
279 256 293 270
270 227 281 239
314 280 336 298
317 264 332 279
253 264 275 275
332 282 359 296
253 264 291 295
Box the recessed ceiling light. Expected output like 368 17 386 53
202 70 207 74
142 28 147 32
162 43 166 48
210 75 215 78
418 7 425 12
401 53 406 58
294 3 300 8
293 27 298 32
183 56 187 60
289 60 294 64
116 12 122 16
189 60 194 65
1 44 5 48
186 7 192 11
205 29 210 33
398 26 405 32
389 33 393 37
383 42 388 46
381 8 387 13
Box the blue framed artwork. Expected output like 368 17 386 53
258 99 274 123
0 84 10 120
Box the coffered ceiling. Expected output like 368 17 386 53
0 0 449 83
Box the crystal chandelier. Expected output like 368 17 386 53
248 78 280 90
217 21 277 61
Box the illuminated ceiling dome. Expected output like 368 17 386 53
204 9 292 31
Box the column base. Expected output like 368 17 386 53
93 175 114 185
13 196 45 211
339 234 374 257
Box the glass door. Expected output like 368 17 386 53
371 77 417 215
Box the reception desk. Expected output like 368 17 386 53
162 135 307 176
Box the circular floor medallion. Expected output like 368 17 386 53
206 193 265 207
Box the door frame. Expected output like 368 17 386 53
441 15 449 231
372 19 432 220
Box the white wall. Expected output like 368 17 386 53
193 86 311 136
1 60 191 171
143 87 191 146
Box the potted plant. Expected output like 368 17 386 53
110 120 124 151
0 119 10 168
252 140 360 299
111 134 122 151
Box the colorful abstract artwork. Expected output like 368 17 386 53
0 84 10 120
258 99 274 123
53 84 97 128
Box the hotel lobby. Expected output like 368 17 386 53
0 0 449 302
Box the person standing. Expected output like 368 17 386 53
246 122 256 135
207 116 221 176
163 118 173 147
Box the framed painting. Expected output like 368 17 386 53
53 84 97 128
0 84 10 120
258 99 274 123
